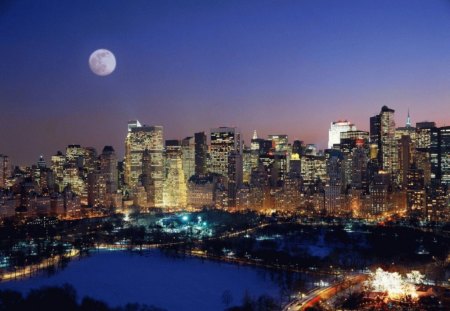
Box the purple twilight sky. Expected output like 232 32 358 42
1 0 450 165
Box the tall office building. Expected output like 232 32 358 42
0 155 10 189
66 144 84 165
242 147 258 184
378 106 398 178
406 165 426 218
124 121 164 207
210 127 241 177
99 146 118 194
181 136 195 181
228 151 243 207
430 126 440 182
416 122 436 149
328 121 356 149
194 131 208 176
398 135 412 188
164 140 187 208
351 146 368 189
438 126 450 186
87 146 118 208
339 131 369 189
51 151 65 191
268 134 289 152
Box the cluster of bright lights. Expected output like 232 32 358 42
369 268 424 300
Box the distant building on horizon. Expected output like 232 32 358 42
328 120 356 149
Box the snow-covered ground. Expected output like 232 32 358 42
0 250 293 310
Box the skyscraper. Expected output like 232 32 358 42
124 121 164 207
210 127 241 177
51 151 65 192
181 136 195 181
438 126 450 186
164 140 187 208
379 106 398 177
87 146 118 208
268 134 289 152
99 146 118 194
328 121 356 149
194 131 207 176
0 155 10 189
398 135 412 188
416 122 437 149
228 151 243 208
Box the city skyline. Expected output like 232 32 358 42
0 2 449 310
0 105 440 167
1 0 450 164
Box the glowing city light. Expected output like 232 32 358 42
368 268 423 300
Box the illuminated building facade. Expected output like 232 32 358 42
51 151 65 191
438 126 450 186
187 175 215 208
406 165 426 218
379 106 398 177
181 136 195 181
124 121 164 207
268 134 289 152
210 127 241 177
163 140 187 208
301 155 327 186
328 120 356 149
0 155 10 189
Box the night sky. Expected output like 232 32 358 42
1 0 450 165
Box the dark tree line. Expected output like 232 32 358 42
0 284 166 311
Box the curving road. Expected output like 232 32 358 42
283 274 368 311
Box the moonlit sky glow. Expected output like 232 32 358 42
1 0 450 165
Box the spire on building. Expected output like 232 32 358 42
406 109 411 127
252 130 258 139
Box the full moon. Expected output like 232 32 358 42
89 49 116 76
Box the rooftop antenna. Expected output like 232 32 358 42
406 108 411 127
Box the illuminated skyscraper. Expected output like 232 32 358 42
51 151 65 191
124 121 164 207
242 147 258 184
416 122 436 149
373 106 398 178
164 140 187 208
66 144 84 164
328 121 356 149
181 136 195 181
0 155 10 189
210 127 241 177
436 126 450 186
406 164 426 218
251 130 259 151
268 134 289 152
301 155 327 186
